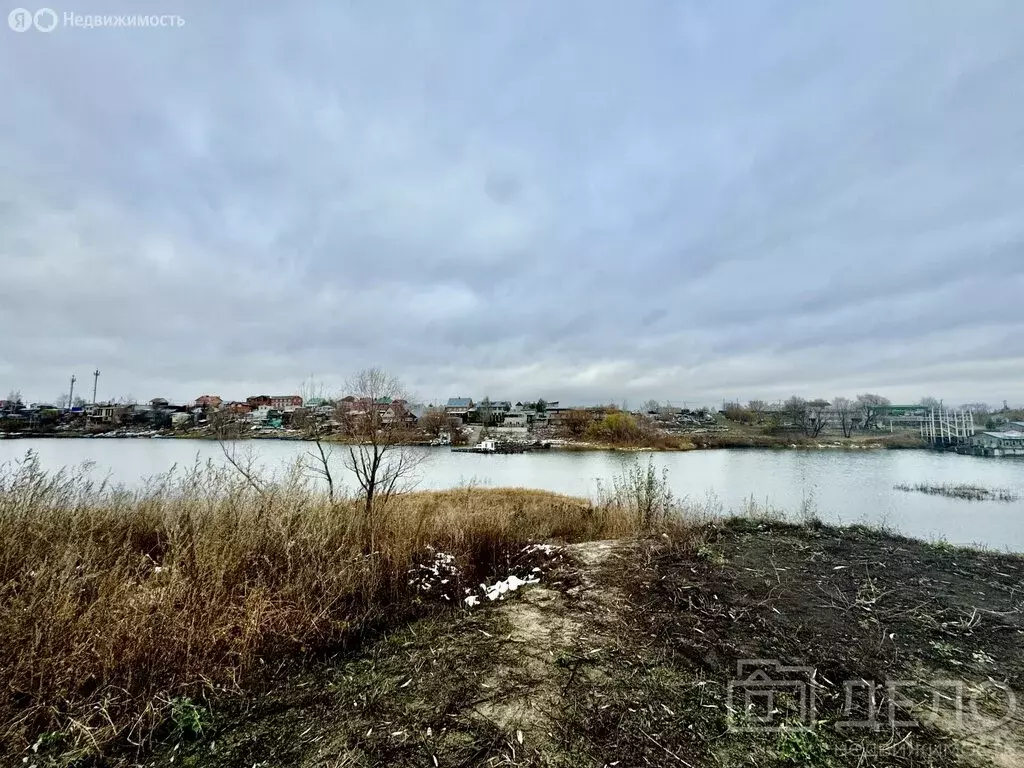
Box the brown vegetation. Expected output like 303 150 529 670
581 411 681 447
895 482 1019 502
0 453 638 763
561 408 595 437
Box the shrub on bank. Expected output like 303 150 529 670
583 412 683 447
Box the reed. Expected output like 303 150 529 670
893 481 1019 502
0 452 636 760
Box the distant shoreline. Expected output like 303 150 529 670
0 431 928 452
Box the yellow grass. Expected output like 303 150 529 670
0 453 636 760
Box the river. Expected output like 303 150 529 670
3 438 1024 550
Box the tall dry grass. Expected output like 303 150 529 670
0 452 636 761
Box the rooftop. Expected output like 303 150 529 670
981 431 1024 440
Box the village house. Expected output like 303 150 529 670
270 395 303 411
302 398 335 417
445 397 474 422
503 412 529 428
248 405 283 426
467 399 512 425
195 395 222 409
338 396 370 416
86 403 120 424
379 400 416 426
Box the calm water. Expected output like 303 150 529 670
3 439 1024 550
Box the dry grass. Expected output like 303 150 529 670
0 452 636 762
895 482 1019 502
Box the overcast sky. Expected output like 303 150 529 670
2 1 1022 408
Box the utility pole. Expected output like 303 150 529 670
68 374 77 410
92 369 100 404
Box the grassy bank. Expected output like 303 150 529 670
0 454 638 763
148 518 1024 768
5 452 1015 767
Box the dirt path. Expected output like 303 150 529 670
473 540 627 737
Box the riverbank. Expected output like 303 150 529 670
5 454 1022 766
1 428 930 452
152 519 1024 768
552 430 928 452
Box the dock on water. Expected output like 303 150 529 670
451 438 551 454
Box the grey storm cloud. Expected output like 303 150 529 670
1 0 1023 407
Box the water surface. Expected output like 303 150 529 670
3 439 1023 550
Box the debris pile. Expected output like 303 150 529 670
463 543 566 608
407 547 461 601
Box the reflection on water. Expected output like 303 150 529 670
2 439 1023 550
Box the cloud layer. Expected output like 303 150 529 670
2 1 1023 407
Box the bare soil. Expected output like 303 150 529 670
125 522 1024 767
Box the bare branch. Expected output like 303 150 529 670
218 440 268 497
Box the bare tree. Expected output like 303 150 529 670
747 400 768 421
919 396 941 410
642 399 660 414
781 398 800 430
855 393 890 431
724 401 755 424
342 368 425 550
295 380 339 501
209 407 246 439
962 402 990 418
477 396 494 429
832 396 857 438
806 399 830 437
418 407 451 438
784 396 829 437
